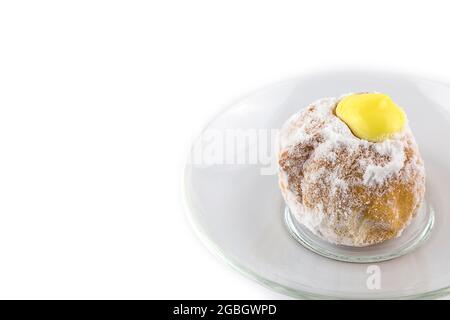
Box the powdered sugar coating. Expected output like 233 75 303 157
278 95 425 246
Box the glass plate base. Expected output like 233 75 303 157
284 203 435 263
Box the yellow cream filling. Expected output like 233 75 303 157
336 93 405 142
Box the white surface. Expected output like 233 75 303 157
0 1 450 299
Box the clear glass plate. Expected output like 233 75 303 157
184 70 450 299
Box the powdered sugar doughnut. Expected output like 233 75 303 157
278 95 425 247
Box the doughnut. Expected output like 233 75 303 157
278 93 425 246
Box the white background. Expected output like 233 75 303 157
0 1 449 299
